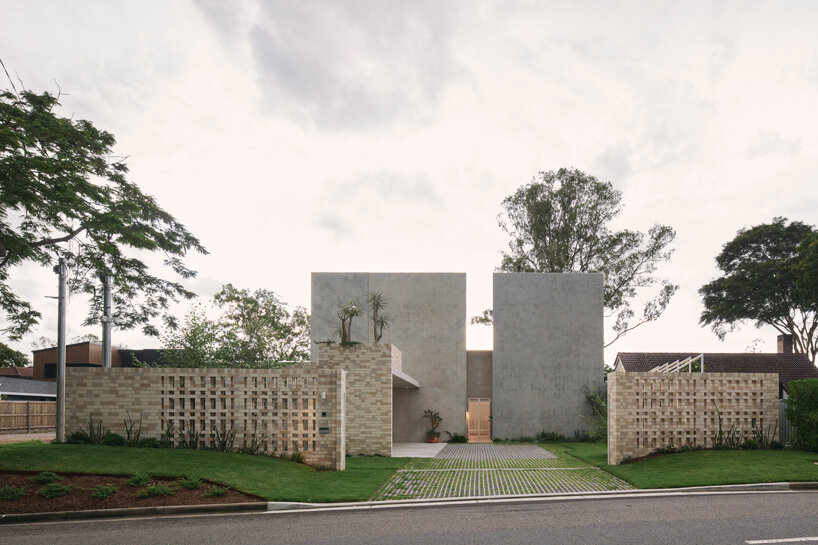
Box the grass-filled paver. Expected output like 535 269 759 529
556 441 818 489
374 443 633 500
0 442 407 503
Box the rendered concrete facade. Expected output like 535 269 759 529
311 273 467 442
466 351 493 399
607 371 779 464
492 273 604 438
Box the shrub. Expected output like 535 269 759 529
90 485 117 500
175 429 200 449
38 483 73 499
213 429 236 453
238 433 270 455
177 477 203 490
537 431 564 442
573 429 593 442
159 421 175 448
583 386 608 442
712 401 743 449
444 431 468 443
69 416 107 445
127 472 151 487
102 431 126 446
289 451 305 463
138 437 160 449
0 485 26 501
785 379 818 452
29 471 62 484
741 439 758 450
204 486 228 497
751 418 778 450
66 430 90 444
124 411 142 446
770 440 785 450
136 483 174 498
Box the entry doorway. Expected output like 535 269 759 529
467 398 491 443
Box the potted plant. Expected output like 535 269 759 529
423 409 442 443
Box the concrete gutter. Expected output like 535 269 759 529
3 483 817 525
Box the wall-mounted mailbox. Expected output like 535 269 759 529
319 427 329 434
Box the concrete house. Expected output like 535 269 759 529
310 272 604 446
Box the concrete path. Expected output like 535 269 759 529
0 432 54 445
392 442 447 458
375 443 633 500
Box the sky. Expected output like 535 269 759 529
2 0 818 365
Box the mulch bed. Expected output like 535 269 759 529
0 470 264 514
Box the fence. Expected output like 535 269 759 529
0 401 56 433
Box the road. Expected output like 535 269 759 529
3 491 817 545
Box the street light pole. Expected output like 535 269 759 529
53 258 67 443
101 275 112 368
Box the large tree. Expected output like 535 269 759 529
157 284 310 368
0 67 207 339
0 341 28 368
480 168 677 347
700 217 818 363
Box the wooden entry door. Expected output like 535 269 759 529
467 398 491 442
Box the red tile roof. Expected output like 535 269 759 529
0 366 34 378
615 352 818 390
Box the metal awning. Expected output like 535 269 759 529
392 368 420 389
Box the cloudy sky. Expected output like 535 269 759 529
2 1 818 364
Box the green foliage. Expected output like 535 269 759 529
102 430 126 446
770 440 785 450
488 168 678 346
712 401 743 450
68 415 106 445
0 76 207 340
204 485 228 497
700 218 818 363
159 421 175 448
124 411 142 446
583 386 608 442
0 341 28 367
751 418 778 450
213 428 236 453
573 429 593 442
126 472 151 487
29 471 62 484
336 301 361 343
138 437 160 449
423 409 442 434
367 291 391 343
0 484 26 500
237 433 270 455
38 482 72 499
177 476 203 490
741 439 758 450
89 484 116 499
785 378 818 451
289 451 305 464
537 431 565 442
136 482 174 498
175 429 200 449
444 431 468 443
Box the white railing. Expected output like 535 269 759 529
649 354 705 373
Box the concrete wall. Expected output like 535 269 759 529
608 371 780 464
492 273 603 439
66 367 347 470
466 350 492 399
311 273 467 442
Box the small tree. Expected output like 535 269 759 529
423 409 442 439
336 301 360 343
0 342 28 368
785 379 818 451
367 291 391 343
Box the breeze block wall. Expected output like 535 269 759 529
301 343 397 456
608 371 779 465
66 367 347 470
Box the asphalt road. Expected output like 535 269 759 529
3 491 817 545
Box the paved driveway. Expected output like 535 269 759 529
375 443 633 500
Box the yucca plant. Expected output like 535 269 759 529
213 428 236 453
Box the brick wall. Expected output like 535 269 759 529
66 367 346 470
302 343 396 456
608 372 779 465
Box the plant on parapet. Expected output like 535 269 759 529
367 291 391 343
336 301 361 344
423 410 442 443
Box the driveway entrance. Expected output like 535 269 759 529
374 443 633 500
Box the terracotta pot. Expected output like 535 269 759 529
426 434 440 443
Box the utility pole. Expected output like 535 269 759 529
53 258 67 443
101 275 112 368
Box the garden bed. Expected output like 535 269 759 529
0 470 264 514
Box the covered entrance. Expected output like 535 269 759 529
466 398 491 442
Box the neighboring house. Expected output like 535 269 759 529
31 342 169 381
0 376 56 401
0 366 34 379
614 335 818 399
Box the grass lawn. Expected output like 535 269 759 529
0 441 408 503
551 441 818 489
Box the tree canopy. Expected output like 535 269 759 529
0 341 28 368
481 168 677 346
0 69 207 340
157 284 310 368
700 217 818 363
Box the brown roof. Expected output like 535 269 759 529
0 367 34 378
615 352 818 390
